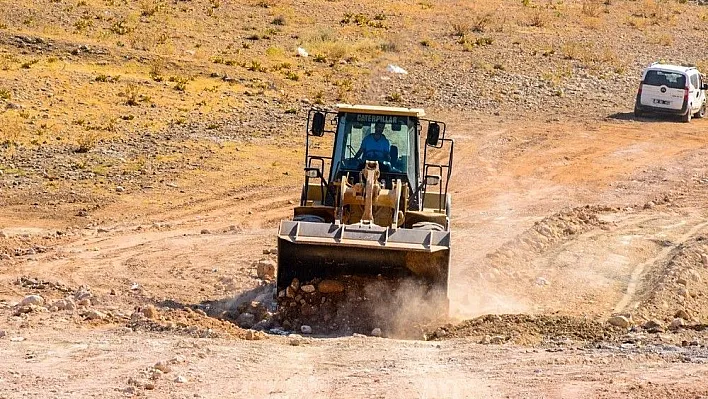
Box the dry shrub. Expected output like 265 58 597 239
471 12 494 32
528 10 549 27
651 33 674 46
632 0 674 25
451 21 470 37
76 131 100 153
581 0 603 17
582 16 602 29
139 0 163 17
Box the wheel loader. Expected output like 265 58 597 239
277 104 454 315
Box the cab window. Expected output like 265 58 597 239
690 73 699 89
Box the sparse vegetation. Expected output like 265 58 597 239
529 10 549 27
75 131 100 153
110 20 134 35
582 0 603 18
169 76 189 91
387 92 402 102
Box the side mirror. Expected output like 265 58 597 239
426 123 440 146
311 112 325 136
425 175 440 186
702 84 708 90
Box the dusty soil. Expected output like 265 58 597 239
4 116 708 398
3 0 708 397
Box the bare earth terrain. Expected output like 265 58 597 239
2 0 708 398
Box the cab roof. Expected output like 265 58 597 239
335 104 426 118
647 63 698 74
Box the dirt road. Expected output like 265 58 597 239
3 115 708 398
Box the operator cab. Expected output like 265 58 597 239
329 105 425 190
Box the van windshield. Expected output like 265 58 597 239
644 70 686 89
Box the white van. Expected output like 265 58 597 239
634 63 707 122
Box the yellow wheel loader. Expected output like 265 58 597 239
277 104 454 315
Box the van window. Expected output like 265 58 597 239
690 74 699 89
643 70 686 89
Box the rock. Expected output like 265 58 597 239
670 318 685 329
479 335 491 344
154 361 172 373
490 335 506 344
534 277 549 286
77 298 91 307
677 278 688 286
607 315 632 328
256 259 276 280
677 287 689 298
144 382 155 390
0 330 4 338
643 320 664 333
116 186 125 192
14 305 41 315
675 309 692 320
301 285 316 293
289 334 303 346
318 280 345 294
252 319 272 331
371 328 382 337
0 230 6 238
290 278 300 291
701 253 708 267
236 312 256 328
142 305 158 320
643 201 655 209
19 295 44 307
74 288 92 301
174 375 188 383
169 355 186 365
301 325 312 334
285 286 296 298
82 309 107 320
51 298 76 311
200 229 211 235
245 330 265 340
151 369 164 379
0 253 11 260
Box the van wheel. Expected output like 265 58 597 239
683 109 692 123
695 103 706 119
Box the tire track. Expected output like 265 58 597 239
613 219 708 313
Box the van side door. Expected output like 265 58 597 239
689 72 700 111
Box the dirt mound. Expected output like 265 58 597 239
275 276 447 338
633 235 708 326
487 205 612 267
426 314 624 345
127 306 249 339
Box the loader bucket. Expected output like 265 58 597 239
276 220 450 297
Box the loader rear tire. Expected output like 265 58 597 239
412 221 445 231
